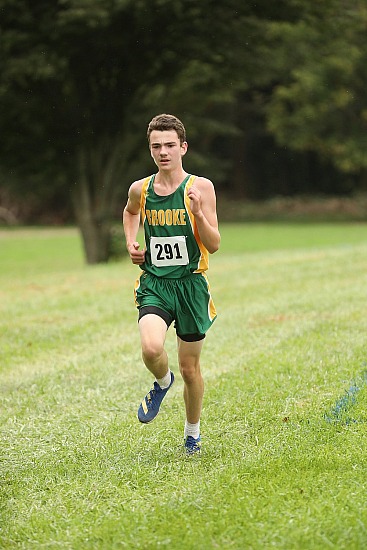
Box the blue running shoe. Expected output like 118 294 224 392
184 435 201 455
137 372 174 423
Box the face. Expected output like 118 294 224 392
149 130 187 171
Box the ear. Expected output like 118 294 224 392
181 141 188 156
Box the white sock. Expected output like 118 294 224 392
184 420 200 440
156 369 172 389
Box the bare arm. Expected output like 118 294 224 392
187 177 220 254
122 180 146 265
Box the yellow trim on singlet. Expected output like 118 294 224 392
184 176 209 273
201 272 217 321
134 272 144 307
140 176 151 226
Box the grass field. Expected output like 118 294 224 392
1 223 367 549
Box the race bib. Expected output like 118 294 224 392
150 236 189 267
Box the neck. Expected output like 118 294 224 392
155 168 187 186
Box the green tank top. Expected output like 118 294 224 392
140 174 209 279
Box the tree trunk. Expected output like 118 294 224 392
231 97 258 199
72 144 117 264
77 216 111 264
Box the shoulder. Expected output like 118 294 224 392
130 175 151 192
128 175 152 199
193 175 214 187
193 176 216 194
125 176 152 213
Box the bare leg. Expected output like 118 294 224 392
137 314 174 424
177 337 205 424
138 314 169 379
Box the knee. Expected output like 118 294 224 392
142 341 164 365
179 361 200 384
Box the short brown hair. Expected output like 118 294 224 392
147 114 186 144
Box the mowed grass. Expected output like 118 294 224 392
1 223 367 549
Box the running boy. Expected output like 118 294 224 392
122 113 220 454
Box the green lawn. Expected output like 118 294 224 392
1 223 367 549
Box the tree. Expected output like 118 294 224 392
0 0 255 262
263 0 367 181
4 0 362 236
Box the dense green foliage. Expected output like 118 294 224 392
1 0 366 261
1 224 367 548
265 0 367 176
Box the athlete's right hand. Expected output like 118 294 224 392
127 241 146 265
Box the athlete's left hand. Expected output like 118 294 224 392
187 185 203 217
